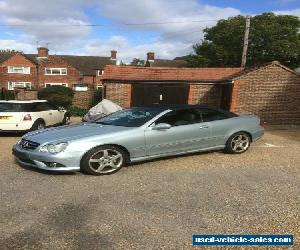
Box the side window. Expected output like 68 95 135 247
44 103 55 110
155 109 201 127
35 103 52 111
199 108 229 122
22 103 38 112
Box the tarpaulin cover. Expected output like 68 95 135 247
83 99 122 122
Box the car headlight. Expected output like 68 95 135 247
39 142 68 154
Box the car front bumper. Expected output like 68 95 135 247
12 144 81 172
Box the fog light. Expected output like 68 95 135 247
45 162 65 168
49 163 57 168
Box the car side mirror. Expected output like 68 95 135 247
152 123 171 130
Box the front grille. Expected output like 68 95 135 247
19 139 40 150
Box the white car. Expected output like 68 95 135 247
0 100 70 132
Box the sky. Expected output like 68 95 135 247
0 0 299 63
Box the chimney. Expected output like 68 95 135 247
37 47 49 58
147 52 155 61
111 50 117 60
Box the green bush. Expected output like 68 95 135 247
92 88 102 106
68 106 88 117
0 89 15 100
37 86 74 108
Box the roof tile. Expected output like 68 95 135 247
0 52 116 76
102 65 243 82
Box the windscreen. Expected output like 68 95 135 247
94 108 162 127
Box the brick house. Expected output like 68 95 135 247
0 48 117 91
0 52 38 90
101 61 300 124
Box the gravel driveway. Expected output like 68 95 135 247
0 125 299 249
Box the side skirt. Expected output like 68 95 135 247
130 145 226 163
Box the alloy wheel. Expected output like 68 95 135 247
37 123 45 130
65 116 71 125
231 134 250 153
88 149 123 174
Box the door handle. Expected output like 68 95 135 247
49 113 52 115
199 125 209 129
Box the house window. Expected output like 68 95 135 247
8 82 31 90
45 68 67 75
8 66 30 74
98 70 104 76
73 83 89 91
45 83 68 87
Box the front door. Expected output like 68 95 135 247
144 109 212 156
131 83 190 106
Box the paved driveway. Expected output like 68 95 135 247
0 126 299 249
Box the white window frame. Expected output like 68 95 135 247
8 82 31 90
8 66 30 74
45 68 67 75
73 83 89 92
45 83 68 87
98 69 104 76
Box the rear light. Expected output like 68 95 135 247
259 117 264 127
23 114 32 121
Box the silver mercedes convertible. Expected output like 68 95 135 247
13 105 264 175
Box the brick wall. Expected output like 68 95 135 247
16 89 96 109
103 83 131 108
72 90 95 109
82 75 96 87
16 89 38 100
188 84 223 107
230 63 300 124
0 54 38 89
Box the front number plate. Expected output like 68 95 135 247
0 116 11 120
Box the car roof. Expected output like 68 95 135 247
0 100 48 103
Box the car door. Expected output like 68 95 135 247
199 108 234 146
144 108 212 156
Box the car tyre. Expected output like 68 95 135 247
224 132 251 154
62 114 71 125
30 120 45 131
80 145 129 175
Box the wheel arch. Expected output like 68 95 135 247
33 118 46 125
226 130 253 143
239 131 253 142
81 143 131 163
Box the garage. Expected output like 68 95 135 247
131 83 190 106
101 65 241 108
101 62 300 124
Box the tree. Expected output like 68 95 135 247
130 58 145 66
186 13 300 68
119 60 128 66
0 49 22 53
37 86 74 108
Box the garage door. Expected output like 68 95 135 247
131 83 190 107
